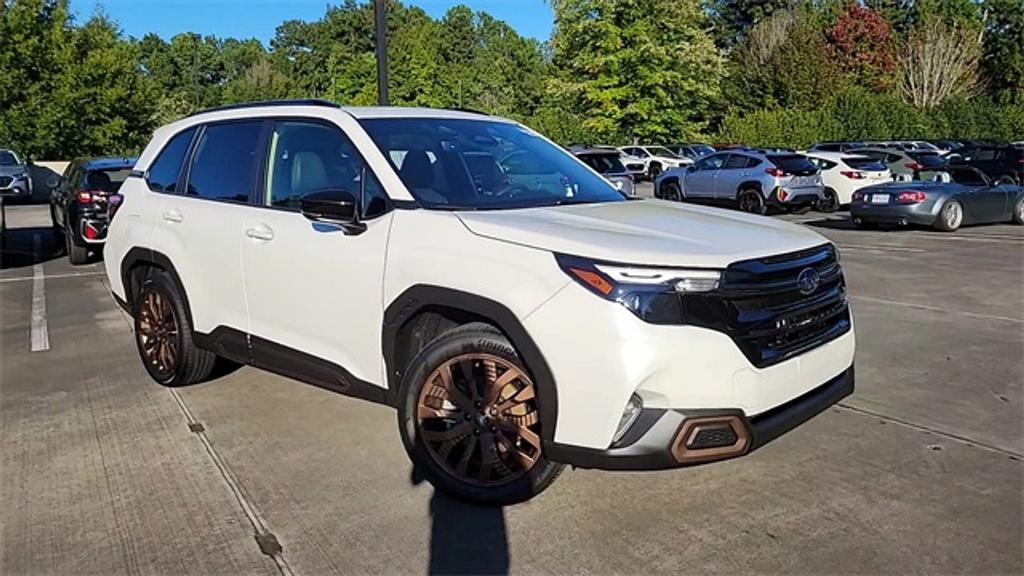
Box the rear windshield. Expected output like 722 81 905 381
578 153 627 175
843 157 888 171
768 155 818 175
907 152 946 168
85 168 132 193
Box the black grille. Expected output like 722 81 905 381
683 244 851 368
0 176 12 188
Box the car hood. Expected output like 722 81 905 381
0 165 27 177
456 200 829 268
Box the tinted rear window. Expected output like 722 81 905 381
768 155 817 175
148 128 197 193
579 153 627 174
85 168 132 192
908 152 946 167
843 157 887 171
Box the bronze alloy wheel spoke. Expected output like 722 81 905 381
139 291 178 377
417 353 542 487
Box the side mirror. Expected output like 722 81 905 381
300 189 366 235
45 175 61 190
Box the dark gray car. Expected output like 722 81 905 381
850 165 1024 232
0 149 33 201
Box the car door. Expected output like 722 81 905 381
715 153 756 199
683 153 726 198
242 118 394 387
949 167 1007 223
153 120 265 337
52 162 78 228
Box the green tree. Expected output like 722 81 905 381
981 0 1024 98
550 0 723 142
707 0 796 46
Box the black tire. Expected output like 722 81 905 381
816 188 840 213
934 199 963 232
853 217 877 230
397 322 564 505
133 269 216 386
737 188 766 215
66 229 89 265
1011 197 1024 225
663 180 683 202
50 206 65 243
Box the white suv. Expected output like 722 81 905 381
105 101 855 504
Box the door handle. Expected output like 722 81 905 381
162 210 183 223
245 224 274 242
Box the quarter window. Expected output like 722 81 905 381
187 122 263 203
263 121 390 217
147 127 196 193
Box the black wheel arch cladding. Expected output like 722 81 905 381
383 285 560 444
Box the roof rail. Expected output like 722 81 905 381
189 99 341 117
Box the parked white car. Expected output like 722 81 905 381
104 100 855 505
806 152 893 212
618 145 693 180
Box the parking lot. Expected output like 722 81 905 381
1 193 1021 574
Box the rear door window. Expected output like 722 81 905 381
147 127 197 193
723 154 750 169
767 155 818 175
186 122 264 203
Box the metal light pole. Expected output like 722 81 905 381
374 0 389 106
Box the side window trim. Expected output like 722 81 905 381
180 119 271 205
255 116 394 220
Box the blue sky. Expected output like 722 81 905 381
69 0 555 43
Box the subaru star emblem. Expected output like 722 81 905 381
797 268 821 295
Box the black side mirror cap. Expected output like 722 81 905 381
300 189 366 235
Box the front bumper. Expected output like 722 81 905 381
546 366 853 470
0 183 30 198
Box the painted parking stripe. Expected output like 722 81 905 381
30 234 50 352
850 295 1022 324
0 271 103 284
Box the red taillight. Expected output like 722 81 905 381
897 190 926 204
841 170 865 179
776 188 789 202
83 222 99 239
905 162 923 171
765 167 787 177
76 190 93 203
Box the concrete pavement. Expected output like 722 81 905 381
1 203 1021 575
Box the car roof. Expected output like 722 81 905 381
805 151 859 160
571 146 621 155
80 157 139 170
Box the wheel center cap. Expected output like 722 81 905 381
473 413 488 428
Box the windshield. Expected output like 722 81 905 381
843 157 887 172
0 151 21 166
359 118 626 210
908 152 946 168
768 154 818 176
579 153 627 175
648 146 679 158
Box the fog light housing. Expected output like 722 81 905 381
612 394 643 444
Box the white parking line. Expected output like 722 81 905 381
30 234 50 352
850 295 1022 324
839 244 926 253
0 271 103 284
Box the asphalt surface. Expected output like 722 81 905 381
1 195 1021 575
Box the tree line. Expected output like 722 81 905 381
1 0 1021 160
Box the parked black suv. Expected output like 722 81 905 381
953 145 1024 185
51 157 136 264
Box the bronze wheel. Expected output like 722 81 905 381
417 353 542 487
398 323 564 504
137 290 179 379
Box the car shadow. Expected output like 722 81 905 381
411 466 510 576
0 225 65 270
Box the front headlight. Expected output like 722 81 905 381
12 172 28 181
555 254 722 324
